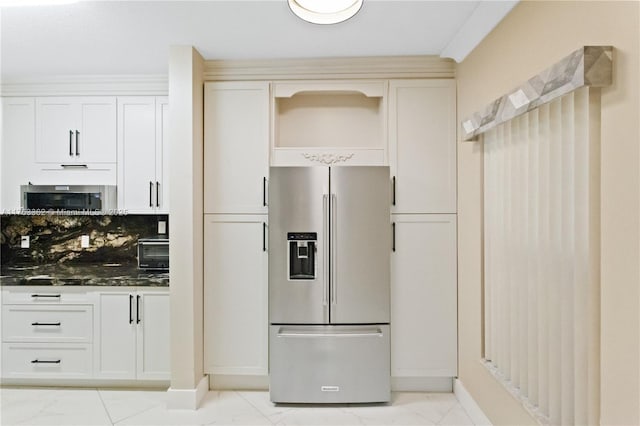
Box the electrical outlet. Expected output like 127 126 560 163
158 220 167 235
21 236 30 249
81 235 90 248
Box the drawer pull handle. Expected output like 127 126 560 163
31 322 61 326
31 359 61 364
60 164 88 168
30 294 61 298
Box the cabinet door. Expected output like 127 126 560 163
36 97 116 165
389 80 456 213
95 292 136 379
155 97 170 213
204 215 268 375
35 97 77 164
117 97 157 213
76 97 117 163
1 98 35 211
136 291 170 380
204 82 269 214
391 214 457 377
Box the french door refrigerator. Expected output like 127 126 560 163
269 166 391 403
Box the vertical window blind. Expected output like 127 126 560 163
483 87 600 425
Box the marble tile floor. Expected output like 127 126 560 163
0 388 476 426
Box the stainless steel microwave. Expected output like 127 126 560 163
20 185 116 212
138 238 169 271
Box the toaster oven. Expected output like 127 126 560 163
137 238 169 271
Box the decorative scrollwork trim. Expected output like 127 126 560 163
301 152 355 165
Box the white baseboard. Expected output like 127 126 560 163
209 374 269 390
391 376 453 392
454 379 492 425
166 375 209 410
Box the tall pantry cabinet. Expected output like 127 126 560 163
389 79 457 381
203 82 270 378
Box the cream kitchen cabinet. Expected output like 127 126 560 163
117 97 169 213
1 288 95 380
270 80 388 166
95 289 170 380
203 215 268 376
204 82 269 214
1 97 36 211
35 97 116 165
389 80 456 214
390 214 457 378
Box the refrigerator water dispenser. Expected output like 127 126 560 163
288 232 317 280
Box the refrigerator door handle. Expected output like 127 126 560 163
276 327 384 338
331 193 337 305
322 194 329 307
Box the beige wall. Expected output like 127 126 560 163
456 1 639 425
168 46 205 389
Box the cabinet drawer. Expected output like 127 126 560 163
2 289 93 305
2 343 92 379
269 324 390 403
2 305 93 343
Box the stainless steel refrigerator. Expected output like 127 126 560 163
269 166 391 404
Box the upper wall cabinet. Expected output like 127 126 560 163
204 82 269 214
34 97 117 185
389 80 456 214
1 98 37 211
117 97 169 214
271 81 387 167
36 97 116 165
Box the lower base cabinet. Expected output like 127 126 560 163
0 287 169 383
391 214 457 378
96 289 170 380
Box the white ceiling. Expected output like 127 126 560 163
0 0 518 79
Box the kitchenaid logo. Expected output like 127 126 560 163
320 386 340 392
1 209 129 216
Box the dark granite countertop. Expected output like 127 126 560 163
0 263 169 287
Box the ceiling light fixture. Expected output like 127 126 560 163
288 0 363 25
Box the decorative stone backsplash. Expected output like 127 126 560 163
0 215 168 266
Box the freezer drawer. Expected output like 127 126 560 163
269 324 390 403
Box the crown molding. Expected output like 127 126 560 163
0 75 168 97
203 56 455 81
440 0 519 63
